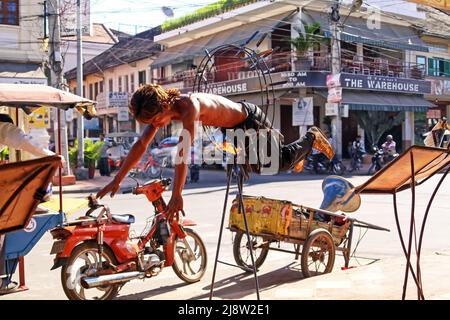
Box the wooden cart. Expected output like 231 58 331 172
228 195 389 278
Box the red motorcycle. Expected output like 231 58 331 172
50 178 207 300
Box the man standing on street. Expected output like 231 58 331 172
98 134 111 177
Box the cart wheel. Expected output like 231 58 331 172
233 231 269 272
301 229 336 278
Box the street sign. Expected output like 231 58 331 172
118 107 130 122
325 103 339 116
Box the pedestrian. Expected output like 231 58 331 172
98 134 111 176
96 84 333 218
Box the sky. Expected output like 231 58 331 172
89 0 424 35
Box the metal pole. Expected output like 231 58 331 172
48 0 70 176
330 0 342 159
76 0 84 168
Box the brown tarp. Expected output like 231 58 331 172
0 156 61 234
355 145 450 194
0 84 97 118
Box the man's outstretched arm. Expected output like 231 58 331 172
97 125 158 198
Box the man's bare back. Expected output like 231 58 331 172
174 93 248 128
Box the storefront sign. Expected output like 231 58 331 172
292 97 314 126
108 92 129 108
341 73 432 94
204 81 248 95
279 71 328 88
429 78 450 96
426 109 442 119
28 107 50 129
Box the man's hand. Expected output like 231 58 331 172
165 193 184 218
97 178 121 199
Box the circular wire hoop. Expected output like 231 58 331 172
192 44 276 147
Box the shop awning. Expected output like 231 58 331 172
317 90 435 112
0 62 47 84
304 10 429 52
152 12 294 69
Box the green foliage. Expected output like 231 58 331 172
84 139 104 167
0 146 9 160
69 140 78 168
162 0 257 32
356 111 404 147
289 22 323 56
68 139 104 168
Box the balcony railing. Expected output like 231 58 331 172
340 53 426 79
156 51 330 86
155 51 427 88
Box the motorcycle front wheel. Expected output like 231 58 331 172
172 228 207 283
332 162 346 175
61 243 119 300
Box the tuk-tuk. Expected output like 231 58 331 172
0 84 96 294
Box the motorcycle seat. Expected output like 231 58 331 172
112 214 135 224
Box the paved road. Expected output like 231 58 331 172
2 170 450 300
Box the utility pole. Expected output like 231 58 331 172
76 0 84 168
330 0 343 159
48 0 71 176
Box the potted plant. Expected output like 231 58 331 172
289 22 323 71
68 140 78 175
83 139 103 179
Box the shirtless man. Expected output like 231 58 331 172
97 84 334 216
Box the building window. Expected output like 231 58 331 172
108 79 113 92
124 75 129 92
118 76 122 92
94 82 99 99
130 73 135 92
138 70 146 86
99 81 104 93
89 84 93 100
83 85 86 98
428 57 450 77
0 0 19 26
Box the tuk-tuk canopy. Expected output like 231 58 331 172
355 145 450 194
0 84 97 119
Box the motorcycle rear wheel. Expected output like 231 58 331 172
172 228 207 283
61 242 119 300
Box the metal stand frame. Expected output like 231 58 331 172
392 153 450 300
209 164 261 300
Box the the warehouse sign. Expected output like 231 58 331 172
341 74 432 94
204 81 248 95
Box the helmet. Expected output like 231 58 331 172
386 135 393 141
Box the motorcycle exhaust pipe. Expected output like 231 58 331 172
80 271 145 289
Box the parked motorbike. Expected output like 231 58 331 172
49 177 207 300
367 146 399 175
143 154 168 179
305 154 346 175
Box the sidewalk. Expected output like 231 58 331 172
61 171 137 194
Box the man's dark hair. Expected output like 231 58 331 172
129 84 180 123
0 114 13 124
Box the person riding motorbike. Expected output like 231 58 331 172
381 135 397 163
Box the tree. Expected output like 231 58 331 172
356 111 404 147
